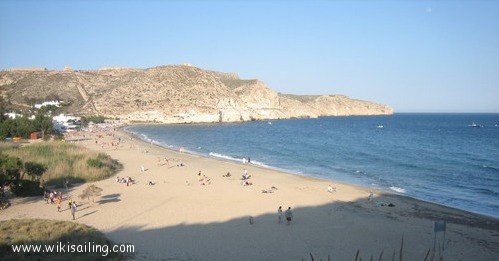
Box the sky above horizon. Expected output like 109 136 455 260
1 0 498 113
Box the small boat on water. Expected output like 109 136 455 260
377 124 384 128
468 122 483 128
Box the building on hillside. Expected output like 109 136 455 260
4 112 23 119
34 100 61 109
52 114 81 133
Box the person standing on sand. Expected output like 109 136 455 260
285 207 293 225
277 206 283 224
71 202 77 220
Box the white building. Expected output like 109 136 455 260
52 114 81 133
34 100 61 109
4 112 23 119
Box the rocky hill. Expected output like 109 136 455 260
0 65 393 123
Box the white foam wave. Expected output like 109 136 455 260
249 160 271 168
208 152 273 169
209 152 243 162
390 186 406 193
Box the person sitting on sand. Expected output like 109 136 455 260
116 177 120 183
285 207 293 225
242 172 251 180
242 180 253 186
327 184 336 193
148 181 155 186
223 172 231 177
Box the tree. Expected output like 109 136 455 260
0 155 23 182
79 184 103 204
33 113 54 139
0 96 7 123
24 162 47 181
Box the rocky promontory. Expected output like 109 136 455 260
0 65 393 123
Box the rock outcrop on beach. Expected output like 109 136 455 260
0 65 393 123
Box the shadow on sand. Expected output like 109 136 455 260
104 194 499 261
97 193 121 205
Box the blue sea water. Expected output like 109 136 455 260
126 114 499 218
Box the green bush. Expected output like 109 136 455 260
87 158 104 168
2 143 122 189
11 180 44 197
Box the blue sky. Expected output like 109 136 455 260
1 0 498 112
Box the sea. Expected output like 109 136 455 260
125 113 499 218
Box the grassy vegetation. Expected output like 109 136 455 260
1 142 122 188
0 219 126 260
305 236 444 261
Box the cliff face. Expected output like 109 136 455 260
0 65 393 123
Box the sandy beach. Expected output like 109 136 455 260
1 127 498 260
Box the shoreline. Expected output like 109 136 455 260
2 126 498 260
122 124 499 221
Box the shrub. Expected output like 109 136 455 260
11 180 44 197
2 143 122 188
87 158 104 168
0 219 127 260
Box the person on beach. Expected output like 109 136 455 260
327 184 336 193
56 198 61 212
277 206 283 224
242 169 250 180
71 202 77 220
285 207 293 225
49 191 54 203
141 166 146 172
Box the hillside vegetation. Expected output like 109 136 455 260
1 142 122 188
0 65 393 123
0 219 126 260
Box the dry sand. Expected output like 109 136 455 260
1 127 498 260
